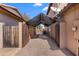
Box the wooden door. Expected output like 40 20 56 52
55 23 60 47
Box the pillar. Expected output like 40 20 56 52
19 22 23 48
0 23 5 48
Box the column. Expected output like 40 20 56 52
19 22 23 48
0 23 5 48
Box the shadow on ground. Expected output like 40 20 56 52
37 34 74 56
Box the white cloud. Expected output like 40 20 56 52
33 3 42 6
42 7 48 11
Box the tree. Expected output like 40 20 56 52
22 13 29 21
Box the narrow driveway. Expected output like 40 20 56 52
15 35 73 56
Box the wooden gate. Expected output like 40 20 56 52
3 25 19 48
0 22 29 48
22 23 29 47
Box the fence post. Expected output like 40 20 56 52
11 26 15 46
0 23 5 48
19 22 23 48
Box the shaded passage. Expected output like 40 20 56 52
15 35 73 56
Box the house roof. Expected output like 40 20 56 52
0 4 25 22
47 3 52 15
59 3 77 16
47 3 76 21
27 13 56 27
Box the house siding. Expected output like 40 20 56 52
0 13 18 26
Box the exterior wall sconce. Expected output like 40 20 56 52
72 26 77 32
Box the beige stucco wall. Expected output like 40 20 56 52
48 4 79 55
49 23 56 39
49 22 60 46
59 22 67 49
61 4 79 55
0 13 18 26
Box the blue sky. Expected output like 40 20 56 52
4 3 48 19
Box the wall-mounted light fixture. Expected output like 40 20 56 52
72 26 77 32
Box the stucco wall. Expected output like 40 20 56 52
61 4 79 55
49 22 60 47
59 22 67 49
48 4 79 55
49 23 56 39
0 13 18 26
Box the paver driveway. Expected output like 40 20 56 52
15 35 73 56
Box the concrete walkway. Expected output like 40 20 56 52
0 48 21 56
15 35 73 56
